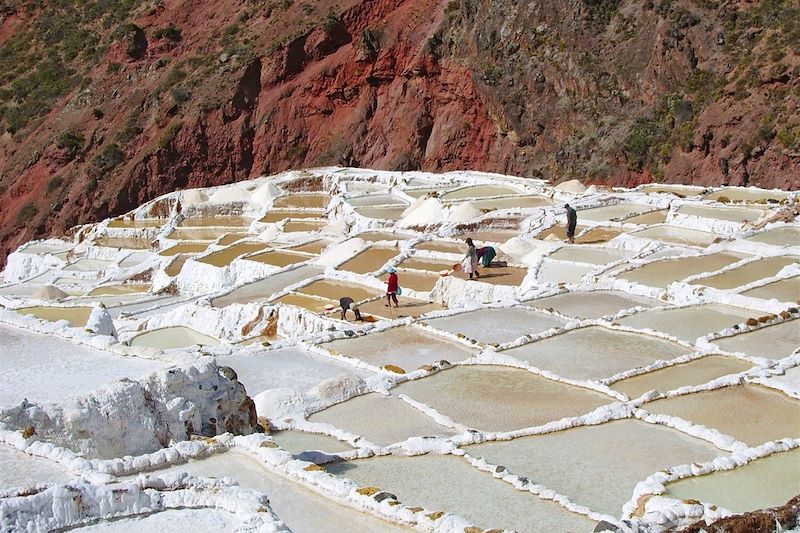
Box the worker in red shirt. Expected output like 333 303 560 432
385 266 399 308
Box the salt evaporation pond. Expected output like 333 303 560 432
617 304 754 343
548 245 634 265
138 450 411 532
215 346 373 395
211 265 323 307
630 226 720 247
17 305 93 327
468 195 552 210
426 306 565 345
271 430 353 457
467 419 721 516
247 250 312 268
619 251 747 289
327 453 596 532
664 448 800 514
0 324 162 405
502 326 689 381
178 216 252 227
159 243 209 256
692 255 798 290
676 204 765 222
357 297 443 318
625 209 668 225
395 366 612 432
129 326 219 349
644 384 800 447
578 203 655 222
73 509 244 531
440 185 521 199
198 242 270 267
321 326 477 371
0 444 73 490
536 259 594 284
309 393 458 446
611 355 753 398
745 226 800 246
107 218 164 228
297 279 381 302
704 187 789 203
338 246 400 274
273 193 330 209
391 269 440 292
528 290 662 319
261 209 324 223
739 276 799 302
714 320 800 359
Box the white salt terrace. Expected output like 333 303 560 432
1 168 798 532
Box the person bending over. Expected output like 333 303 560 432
339 297 363 321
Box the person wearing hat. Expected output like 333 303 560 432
339 296 363 321
385 266 400 308
564 203 577 244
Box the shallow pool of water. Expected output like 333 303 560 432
164 255 189 277
744 226 800 246
548 246 633 265
579 204 656 222
644 384 800 447
271 430 353 458
88 285 150 296
356 298 443 319
395 366 612 432
455 229 520 244
466 418 721 517
354 206 407 221
618 304 754 343
129 326 219 349
298 279 382 303
274 193 331 209
427 307 564 345
338 247 400 274
536 226 623 244
714 321 800 359
198 242 270 267
630 226 720 247
536 259 594 284
740 276 799 302
289 239 331 255
664 448 800 513
273 292 334 312
159 242 209 256
217 233 251 246
692 256 799 290
261 209 324 223
94 237 152 250
611 355 753 398
17 306 93 327
413 241 464 254
327 453 596 532
74 509 242 531
619 252 747 289
347 193 408 207
212 265 323 307
391 270 441 292
454 265 528 286
527 290 662 319
466 195 553 211
247 250 312 268
63 258 114 272
640 184 706 196
284 220 327 233
503 326 689 381
354 231 415 242
166 227 231 241
625 210 669 225
107 218 165 228
309 393 458 446
705 188 789 203
321 326 477 371
398 256 457 272
178 216 252 227
676 204 766 223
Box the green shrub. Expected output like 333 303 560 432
107 62 122 73
777 125 798 150
153 24 182 41
17 202 38 223
46 175 64 194
56 129 85 159
158 120 183 149
92 143 125 177
171 86 191 105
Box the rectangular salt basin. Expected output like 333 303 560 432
392 269 441 292
395 366 612 432
705 187 789 203
426 307 565 345
617 304 754 343
644 384 800 447
528 290 662 319
578 204 656 222
74 509 243 531
619 251 748 289
17 306 93 327
298 279 382 302
611 355 754 399
398 256 457 272
503 326 689 381
354 206 407 220
198 242 270 267
159 242 209 256
625 210 668 225
740 276 799 301
164 255 188 276
454 264 528 286
309 393 458 446
467 195 553 210
676 204 766 223
273 292 334 312
337 246 400 274
629 226 720 247
271 430 353 457
211 265 323 307
456 229 519 244
289 239 331 254
356 297 444 319
745 226 800 246
93 237 152 249
536 225 623 244
536 259 594 284
63 258 114 272
88 284 150 296
273 193 330 209
0 445 73 491
548 246 633 265
413 240 464 254
178 216 252 227
217 232 250 245
129 326 219 349
260 209 324 223
327 454 596 532
441 185 521 200
664 448 800 513
215 346 372 395
246 250 312 268
691 255 798 290
284 220 326 232
321 326 477 371
347 193 407 207
714 321 800 359
138 450 410 533
166 227 231 240
466 419 721 517
107 218 165 228
355 231 415 242
0 324 163 405
640 184 706 196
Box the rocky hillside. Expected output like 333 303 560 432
0 0 798 266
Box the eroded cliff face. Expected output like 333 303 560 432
0 0 798 266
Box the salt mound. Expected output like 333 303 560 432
181 189 207 206
543 233 562 242
447 201 483 223
317 237 366 267
401 195 427 217
206 187 251 204
555 179 587 193
251 182 282 205
86 304 117 338
32 285 68 300
399 197 445 226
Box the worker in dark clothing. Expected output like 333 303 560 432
476 246 497 268
339 297 363 321
565 203 577 244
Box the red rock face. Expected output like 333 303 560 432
0 0 798 267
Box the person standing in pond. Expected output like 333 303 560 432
338 297 363 321
477 245 496 268
464 238 480 279
385 266 399 308
565 203 578 244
